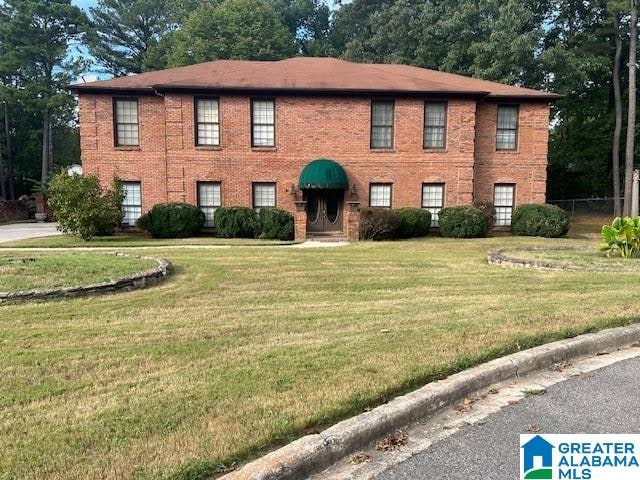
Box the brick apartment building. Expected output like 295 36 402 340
69 57 558 240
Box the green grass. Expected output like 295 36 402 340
1 234 639 480
0 233 295 248
0 252 158 292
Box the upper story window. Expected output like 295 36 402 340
496 105 519 150
253 182 276 212
424 102 447 149
121 181 142 225
494 184 515 226
197 182 221 228
370 100 394 149
114 98 139 146
422 183 444 227
195 98 220 146
252 99 275 147
369 183 392 208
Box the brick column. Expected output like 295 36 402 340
294 201 307 241
345 201 361 241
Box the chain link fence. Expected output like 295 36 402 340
548 197 622 218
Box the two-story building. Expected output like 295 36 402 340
68 57 558 240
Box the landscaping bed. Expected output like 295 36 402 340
1 236 639 480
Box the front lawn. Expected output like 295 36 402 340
0 252 158 292
1 235 638 480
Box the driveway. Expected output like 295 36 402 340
375 355 640 480
0 222 61 243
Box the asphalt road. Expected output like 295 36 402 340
375 356 640 480
0 222 60 242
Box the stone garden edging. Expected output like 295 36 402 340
0 253 170 304
487 246 595 271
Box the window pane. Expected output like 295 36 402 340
371 126 393 148
253 125 275 146
253 183 276 211
422 184 444 227
372 101 394 126
424 126 445 148
121 182 141 225
197 124 220 145
495 207 513 226
497 106 518 129
496 130 516 150
116 100 138 123
425 103 446 127
252 100 274 124
370 184 391 208
117 123 139 146
196 99 219 123
494 185 514 226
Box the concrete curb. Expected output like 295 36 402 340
0 252 170 304
220 324 640 480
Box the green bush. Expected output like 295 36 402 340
395 208 431 238
48 172 123 241
511 204 570 238
258 208 294 240
135 213 150 232
598 216 640 258
215 206 259 238
472 200 495 229
438 206 488 238
359 207 401 240
146 203 205 238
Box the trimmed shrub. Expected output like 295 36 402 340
472 200 495 230
215 206 259 238
438 206 488 238
511 204 570 238
135 213 150 232
146 203 205 238
395 208 431 238
48 172 123 241
258 208 294 240
359 207 401 240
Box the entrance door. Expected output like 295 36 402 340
305 190 343 233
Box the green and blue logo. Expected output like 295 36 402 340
521 435 554 479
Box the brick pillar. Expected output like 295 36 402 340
294 201 307 241
345 201 361 241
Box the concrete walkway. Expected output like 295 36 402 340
0 222 61 243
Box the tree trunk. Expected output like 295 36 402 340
612 13 623 217
0 106 6 200
4 101 14 200
624 0 638 216
41 109 50 186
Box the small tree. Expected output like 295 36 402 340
48 172 123 240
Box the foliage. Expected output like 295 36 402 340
48 172 123 241
146 202 205 238
598 216 640 258
511 204 571 238
135 212 150 232
395 208 430 238
438 206 488 238
472 200 496 229
168 0 296 66
359 207 401 240
258 207 294 240
214 206 259 238
87 0 176 75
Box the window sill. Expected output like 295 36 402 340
114 146 141 151
370 148 395 153
195 146 222 151
251 147 277 152
423 148 448 153
495 149 519 154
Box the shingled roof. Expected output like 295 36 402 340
68 57 558 100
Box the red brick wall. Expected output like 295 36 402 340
78 93 549 232
473 101 550 205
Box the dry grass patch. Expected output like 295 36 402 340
0 235 638 479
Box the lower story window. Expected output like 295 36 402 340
494 184 515 226
422 183 444 227
253 182 276 212
121 181 142 226
369 183 392 208
197 182 221 228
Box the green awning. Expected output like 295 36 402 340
298 158 349 190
